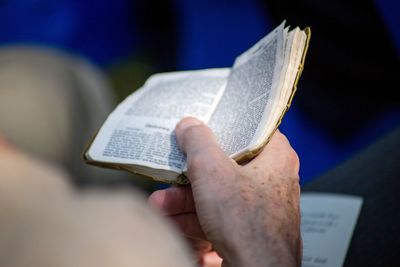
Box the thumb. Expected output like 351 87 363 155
175 117 236 183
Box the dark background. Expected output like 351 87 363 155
1 0 399 185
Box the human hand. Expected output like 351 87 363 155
149 117 301 267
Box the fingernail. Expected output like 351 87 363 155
177 117 203 132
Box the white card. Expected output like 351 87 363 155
301 193 363 267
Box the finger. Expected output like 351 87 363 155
148 186 195 215
245 130 299 174
186 239 214 267
175 117 236 182
175 117 219 157
201 251 223 267
188 238 213 256
172 213 206 240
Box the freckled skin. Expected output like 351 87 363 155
149 118 301 267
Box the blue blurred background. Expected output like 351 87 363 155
1 0 399 185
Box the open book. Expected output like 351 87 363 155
83 21 311 184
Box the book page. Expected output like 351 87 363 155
207 22 285 157
86 69 229 173
252 28 307 148
300 193 363 267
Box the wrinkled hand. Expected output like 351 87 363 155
149 117 301 267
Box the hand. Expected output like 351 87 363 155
149 117 302 267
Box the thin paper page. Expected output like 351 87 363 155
207 22 285 157
87 69 228 172
300 193 363 267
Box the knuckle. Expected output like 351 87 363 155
287 147 299 167
269 144 300 181
275 133 299 177
286 148 300 180
274 130 289 144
